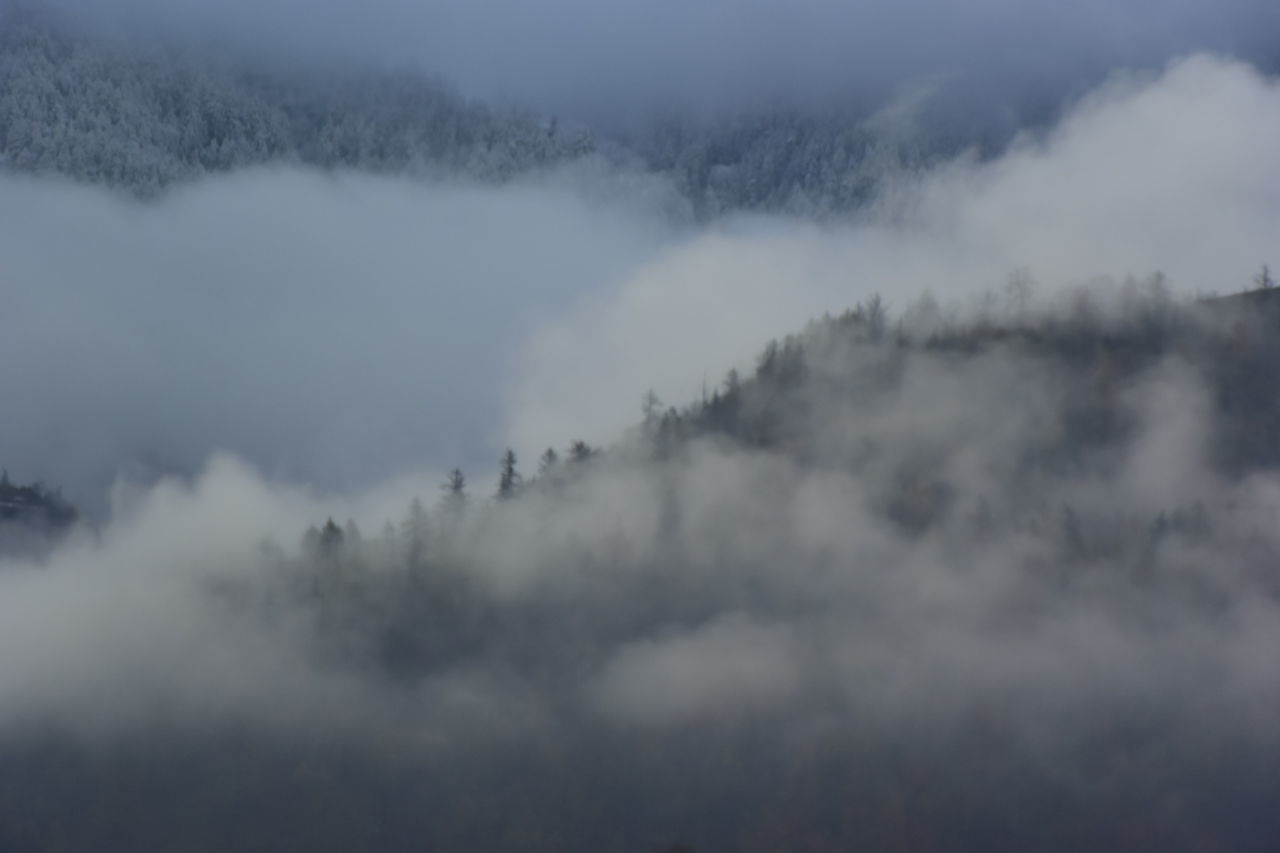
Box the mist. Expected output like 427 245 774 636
5 313 1280 740
6 288 1280 847
0 167 678 506
4 1 1280 848
506 54 1280 455
3 54 1276 510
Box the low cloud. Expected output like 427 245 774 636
3 293 1280 845
0 167 676 506
504 55 1280 454
3 332 1278 751
591 615 802 727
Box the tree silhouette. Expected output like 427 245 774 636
402 497 429 567
319 518 344 557
1255 264 1275 290
496 449 521 500
441 469 469 519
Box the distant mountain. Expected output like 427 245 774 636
0 1 1003 216
0 1 593 194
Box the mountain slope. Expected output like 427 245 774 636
0 2 974 213
5 284 1280 852
0 2 591 193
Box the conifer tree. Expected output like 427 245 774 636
496 449 521 500
441 469 469 520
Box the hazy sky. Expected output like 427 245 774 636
46 0 1280 119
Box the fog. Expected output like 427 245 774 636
508 54 1280 455
40 0 1280 120
4 287 1280 849
3 54 1276 508
5 335 1280 745
3 4 1280 844
0 167 679 505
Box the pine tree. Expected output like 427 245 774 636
1255 264 1276 290
496 449 521 500
319 518 344 556
641 389 663 433
538 447 559 476
402 497 429 569
441 469 468 519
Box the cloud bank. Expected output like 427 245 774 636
4 55 1275 508
3 2 1280 849
4 330 1280 742
0 168 677 505
504 55 1280 454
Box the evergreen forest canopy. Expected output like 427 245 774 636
3 0 1280 849
0 0 1071 216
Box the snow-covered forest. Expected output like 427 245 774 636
0 1 1040 215
0 3 589 192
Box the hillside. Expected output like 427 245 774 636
0 2 591 194
0 1 975 214
4 283 1280 851
2 1 1278 846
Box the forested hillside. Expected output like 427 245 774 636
5 283 1280 851
4 0 1279 849
0 2 592 193
0 1 971 213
